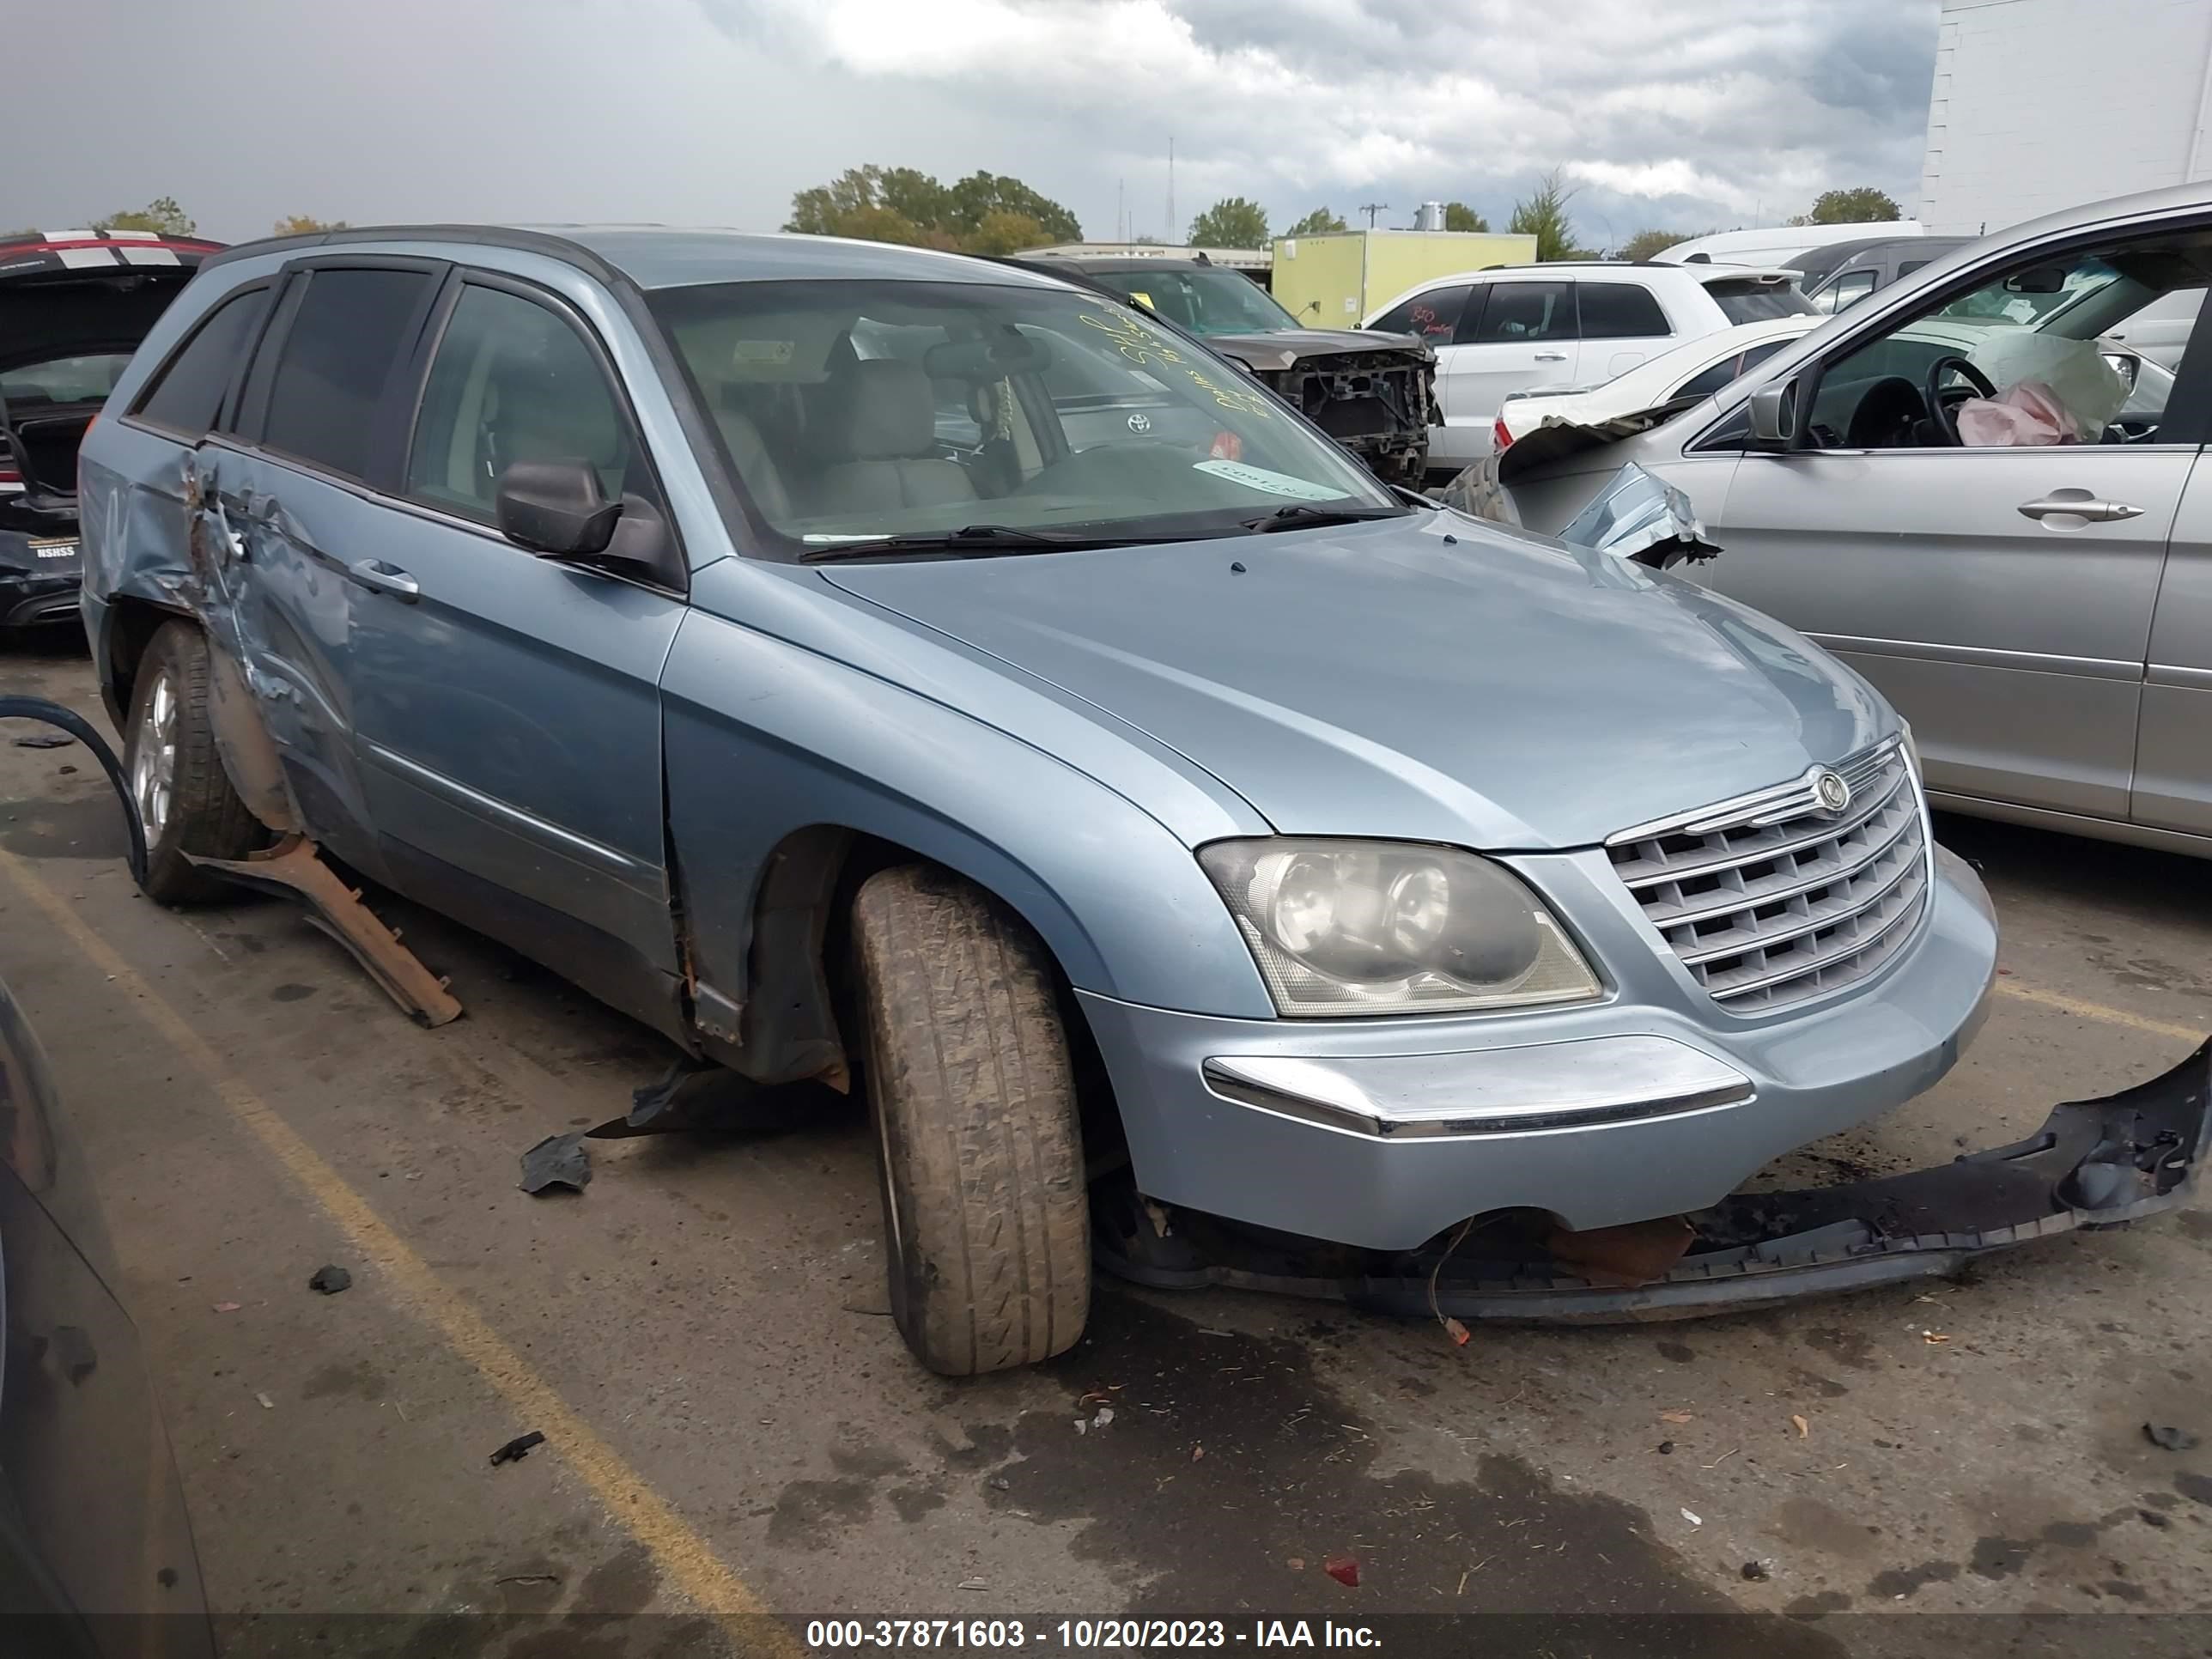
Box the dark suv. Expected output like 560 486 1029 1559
1005 254 1438 484
1 231 224 629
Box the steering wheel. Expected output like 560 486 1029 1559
1923 355 1996 446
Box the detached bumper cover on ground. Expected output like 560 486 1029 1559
1099 1036 2211 1321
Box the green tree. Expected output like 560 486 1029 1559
963 210 1052 255
944 173 1079 245
1284 207 1346 237
92 196 195 237
1619 227 1695 262
786 166 1077 252
1441 202 1488 233
1796 186 1902 226
1506 170 1595 262
1188 197 1269 248
273 214 349 235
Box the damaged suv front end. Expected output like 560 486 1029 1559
1008 255 1439 483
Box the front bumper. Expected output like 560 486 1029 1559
1097 1036 2210 1320
1079 844 1998 1252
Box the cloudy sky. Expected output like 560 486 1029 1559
18 0 1940 248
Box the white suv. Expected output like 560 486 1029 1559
1363 263 1815 474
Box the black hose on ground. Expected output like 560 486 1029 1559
0 696 148 888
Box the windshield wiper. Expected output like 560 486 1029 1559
800 523 1212 562
1243 504 1407 533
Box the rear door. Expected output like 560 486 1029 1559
2136 457 2212 835
201 259 446 867
1447 279 1578 418
1573 280 1674 380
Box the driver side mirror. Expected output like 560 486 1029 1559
496 459 685 590
1747 378 1800 448
497 460 621 556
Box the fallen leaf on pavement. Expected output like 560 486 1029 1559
212 1302 241 1314
1323 1555 1359 1588
1790 1413 1810 1439
1922 1331 1950 1345
1659 1409 1693 1425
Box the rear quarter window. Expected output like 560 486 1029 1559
1576 283 1671 339
130 285 270 436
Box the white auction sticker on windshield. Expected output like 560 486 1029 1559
1193 459 1346 501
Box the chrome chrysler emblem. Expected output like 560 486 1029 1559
1812 768 1851 814
1127 411 1152 433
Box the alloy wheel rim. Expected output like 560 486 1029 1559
132 667 179 844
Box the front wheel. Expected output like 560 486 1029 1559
850 864 1091 1375
125 620 263 903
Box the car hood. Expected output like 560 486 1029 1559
1202 328 1433 371
819 514 1889 849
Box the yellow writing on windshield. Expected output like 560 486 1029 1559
1080 308 1186 367
1185 368 1273 419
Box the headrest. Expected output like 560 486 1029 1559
837 358 937 460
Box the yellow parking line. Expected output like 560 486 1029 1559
0 849 794 1652
1992 978 2205 1045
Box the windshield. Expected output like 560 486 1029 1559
0 353 131 408
1703 280 1818 325
1079 267 1302 337
650 279 1398 554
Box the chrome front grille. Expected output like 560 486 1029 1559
1607 741 1929 1013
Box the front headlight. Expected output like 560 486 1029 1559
1198 838 1603 1017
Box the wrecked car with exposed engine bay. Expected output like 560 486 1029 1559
1003 252 1439 484
75 226 2208 1376
2 229 225 629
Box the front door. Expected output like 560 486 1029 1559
343 273 690 1034
1709 228 2212 823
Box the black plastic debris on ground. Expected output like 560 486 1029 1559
307 1265 352 1295
11 732 73 749
587 1057 836 1139
519 1132 591 1194
2144 1423 2200 1451
489 1431 545 1468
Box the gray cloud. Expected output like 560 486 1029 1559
10 0 1938 247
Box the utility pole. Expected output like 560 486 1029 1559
1116 177 1125 244
1358 202 1389 228
1166 137 1176 244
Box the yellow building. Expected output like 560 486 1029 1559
1270 229 1538 327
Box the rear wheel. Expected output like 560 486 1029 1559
850 864 1091 1375
126 621 261 904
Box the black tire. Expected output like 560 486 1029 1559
850 864 1091 1374
125 620 262 904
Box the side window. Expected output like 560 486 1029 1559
131 286 269 436
1576 283 1670 340
406 283 644 523
1672 338 1791 402
1370 284 1470 343
1473 282 1572 343
1816 270 1878 313
1813 234 2204 448
260 268 434 479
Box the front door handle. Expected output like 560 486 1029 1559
347 559 420 602
2017 491 2144 524
1533 350 1569 362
